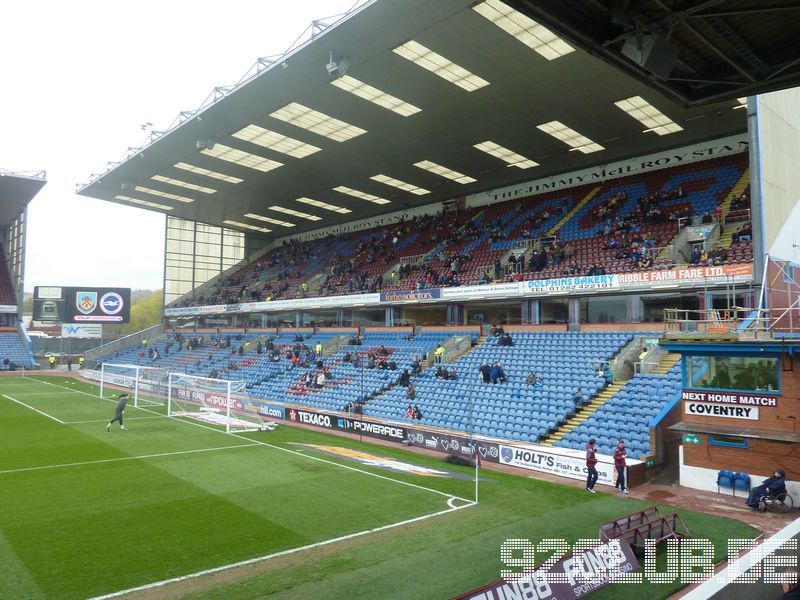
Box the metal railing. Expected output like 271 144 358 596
84 323 166 363
722 208 751 226
662 306 774 337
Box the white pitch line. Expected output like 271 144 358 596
1 394 65 424
89 500 475 600
27 377 473 503
0 442 261 475
26 377 480 599
63 416 164 424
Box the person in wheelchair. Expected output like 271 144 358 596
746 469 786 510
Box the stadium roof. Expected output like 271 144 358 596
516 0 800 106
78 0 751 240
0 169 47 227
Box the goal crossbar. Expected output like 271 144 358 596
100 362 168 408
166 372 271 433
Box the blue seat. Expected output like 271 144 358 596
733 472 751 494
717 470 735 494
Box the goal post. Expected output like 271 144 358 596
167 372 271 433
99 363 168 408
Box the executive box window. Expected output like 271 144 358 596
687 355 779 392
579 295 627 324
539 298 568 324
641 293 699 322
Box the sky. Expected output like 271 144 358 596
0 0 361 292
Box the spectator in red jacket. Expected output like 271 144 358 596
586 439 599 493
614 440 628 494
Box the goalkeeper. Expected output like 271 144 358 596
106 393 129 431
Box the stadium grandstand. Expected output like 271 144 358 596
0 169 44 369
77 0 800 505
6 1 800 598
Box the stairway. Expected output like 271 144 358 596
541 381 626 446
653 352 680 375
713 168 751 251
545 185 603 237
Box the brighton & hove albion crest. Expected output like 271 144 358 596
76 292 98 315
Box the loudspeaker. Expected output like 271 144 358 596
621 34 679 79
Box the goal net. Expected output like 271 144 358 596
99 363 169 407
167 373 270 433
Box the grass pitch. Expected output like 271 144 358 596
0 376 757 599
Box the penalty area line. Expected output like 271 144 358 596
89 501 476 600
0 442 261 475
1 394 65 424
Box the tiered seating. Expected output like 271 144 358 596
170 153 750 309
554 362 682 458
248 331 465 411
95 331 273 376
366 332 633 442
0 332 33 368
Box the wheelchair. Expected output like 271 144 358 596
758 489 794 514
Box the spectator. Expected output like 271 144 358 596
377 345 389 356
447 367 457 380
435 365 447 379
406 405 415 418
315 371 326 388
413 405 423 420
614 440 628 494
479 361 491 383
434 344 445 363
498 333 514 346
490 361 506 384
525 371 537 386
572 387 587 407
411 357 421 376
387 359 397 371
586 438 599 493
407 384 416 400
746 469 786 510
399 368 410 387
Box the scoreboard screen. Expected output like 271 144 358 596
34 287 131 323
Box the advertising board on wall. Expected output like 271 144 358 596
498 444 619 486
165 263 754 317
524 274 619 294
467 133 748 206
284 407 408 442
406 428 500 463
380 289 441 303
685 401 760 420
681 390 777 407
618 263 753 287
61 324 103 339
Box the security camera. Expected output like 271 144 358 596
326 60 339 75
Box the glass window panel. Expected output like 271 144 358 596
687 355 779 392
